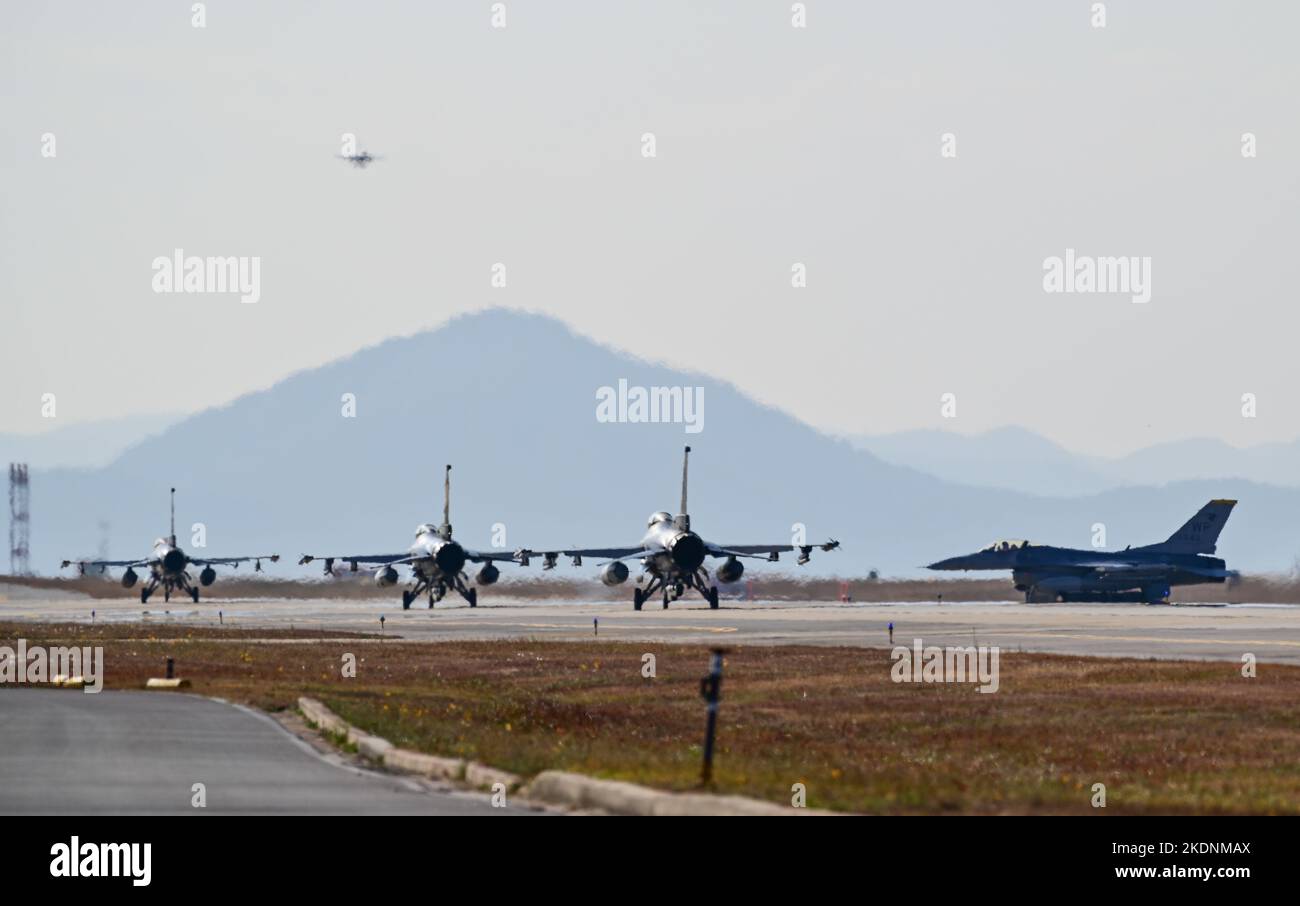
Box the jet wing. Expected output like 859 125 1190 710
1073 560 1236 579
708 540 840 561
191 554 280 570
517 547 657 568
61 558 151 571
298 553 416 568
462 548 525 564
565 547 656 560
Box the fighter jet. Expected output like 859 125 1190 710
519 446 839 611
298 465 519 609
60 488 279 604
337 149 381 168
927 499 1238 604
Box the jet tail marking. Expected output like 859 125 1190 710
1141 499 1236 555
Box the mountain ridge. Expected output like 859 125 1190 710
14 309 1299 579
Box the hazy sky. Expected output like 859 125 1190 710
3 1 1297 457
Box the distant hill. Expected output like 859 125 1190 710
14 310 1299 578
852 428 1300 497
0 413 181 470
849 427 1110 497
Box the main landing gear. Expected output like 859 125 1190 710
401 574 477 610
632 571 720 611
142 576 200 605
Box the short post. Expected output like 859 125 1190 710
165 657 175 680
699 648 728 785
379 615 386 636
91 610 95 623
218 610 223 625
888 621 894 644
593 617 598 636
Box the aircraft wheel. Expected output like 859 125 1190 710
190 588 199 604
633 589 644 611
141 588 150 604
466 588 477 608
164 589 170 603
401 590 412 610
707 587 719 610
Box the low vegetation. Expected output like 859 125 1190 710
2 621 1297 813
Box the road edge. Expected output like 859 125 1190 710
297 696 829 816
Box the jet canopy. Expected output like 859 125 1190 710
647 511 673 527
415 523 439 538
981 539 1030 552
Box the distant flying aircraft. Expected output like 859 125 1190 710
519 446 839 610
927 499 1239 604
337 149 381 168
60 489 279 604
298 465 520 609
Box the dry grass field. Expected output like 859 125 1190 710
3 620 1297 814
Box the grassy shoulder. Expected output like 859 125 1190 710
2 621 1297 814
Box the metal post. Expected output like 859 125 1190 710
165 657 175 680
8 463 30 576
593 618 598 636
699 648 727 785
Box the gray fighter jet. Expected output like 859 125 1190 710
60 488 279 603
519 446 838 610
927 499 1238 603
298 465 520 609
337 149 381 168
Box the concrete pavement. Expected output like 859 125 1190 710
0 688 542 815
4 585 1300 664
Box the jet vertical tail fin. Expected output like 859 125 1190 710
675 446 691 531
440 464 452 539
1144 499 1237 555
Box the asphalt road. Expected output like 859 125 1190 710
0 688 540 815
5 586 1300 664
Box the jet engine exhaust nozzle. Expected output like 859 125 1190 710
435 542 467 577
669 533 706 572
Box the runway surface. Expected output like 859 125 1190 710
5 585 1300 665
0 688 540 815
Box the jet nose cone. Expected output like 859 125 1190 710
927 556 966 571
